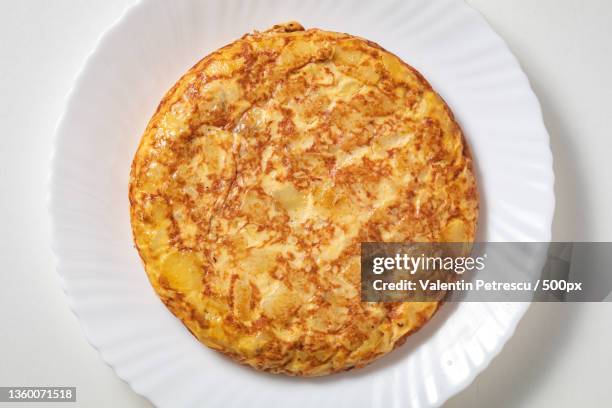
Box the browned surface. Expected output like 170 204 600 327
129 22 478 376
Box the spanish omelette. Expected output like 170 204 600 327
129 22 478 376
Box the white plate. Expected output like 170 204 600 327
50 0 554 407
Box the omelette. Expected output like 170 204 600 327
129 22 478 376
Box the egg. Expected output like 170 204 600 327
129 22 478 376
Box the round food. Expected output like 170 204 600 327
129 22 478 376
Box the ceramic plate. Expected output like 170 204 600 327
50 0 554 406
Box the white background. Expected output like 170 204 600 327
1 0 611 407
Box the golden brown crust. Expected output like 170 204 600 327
129 22 478 376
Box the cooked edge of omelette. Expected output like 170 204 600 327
129 22 478 376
